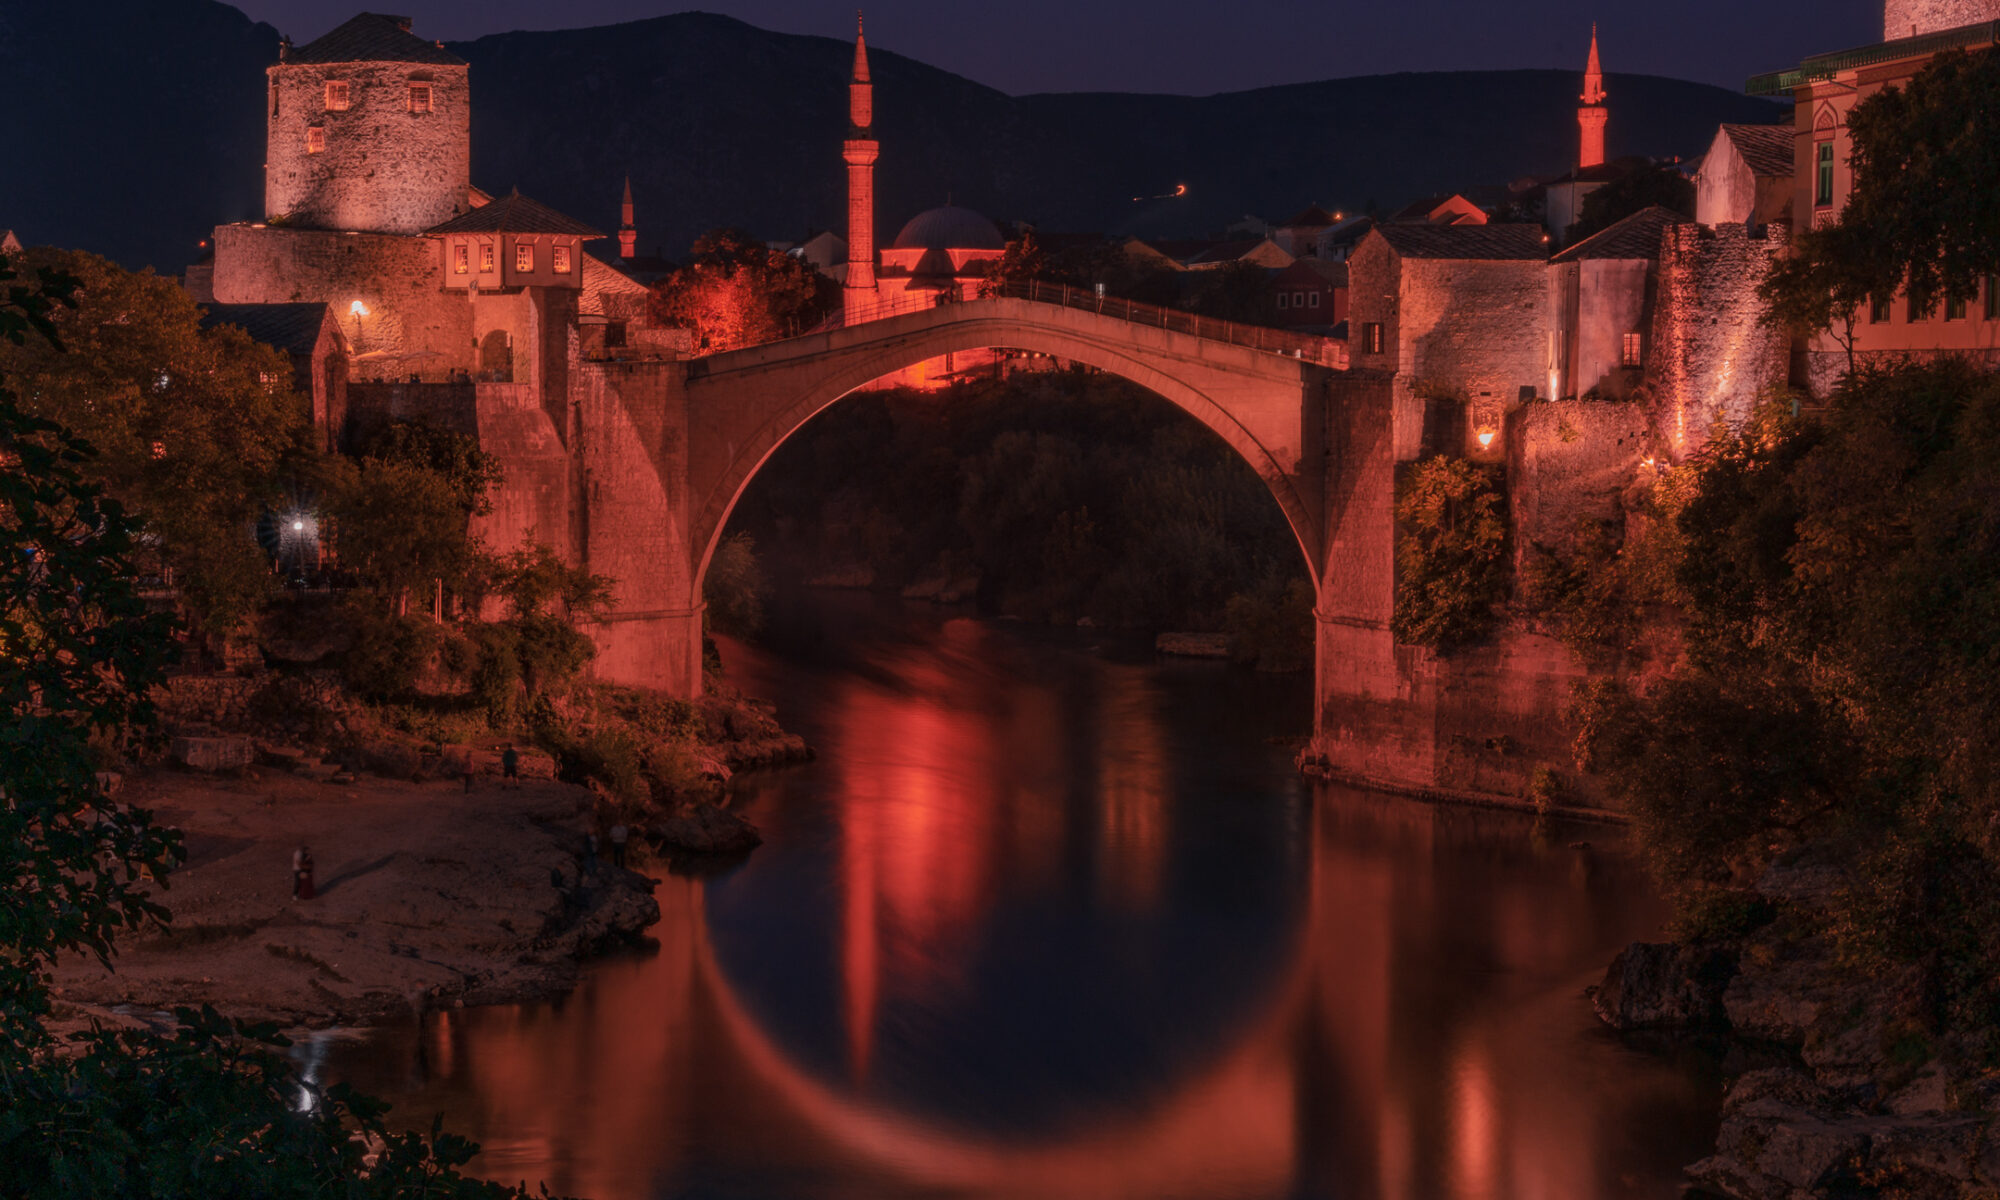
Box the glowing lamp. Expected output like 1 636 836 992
349 300 370 317
292 520 305 532
1476 429 1496 450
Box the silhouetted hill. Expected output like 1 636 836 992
0 2 1785 271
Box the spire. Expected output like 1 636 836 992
1581 24 1605 105
852 11 870 84
1577 24 1608 169
618 176 636 260
843 12 879 316
849 11 873 131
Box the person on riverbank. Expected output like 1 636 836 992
292 845 315 901
501 744 520 790
609 823 629 869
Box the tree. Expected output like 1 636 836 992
1391 456 1509 648
703 532 766 638
1565 162 1695 245
1763 49 2000 335
648 227 838 352
0 253 564 1198
0 249 308 633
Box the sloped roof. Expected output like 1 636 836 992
1719 123 1795 178
1551 206 1688 263
200 303 335 356
426 190 603 237
891 205 1005 251
1373 223 1548 261
286 13 465 66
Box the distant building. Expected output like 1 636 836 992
1387 194 1489 227
1693 124 1794 227
1269 258 1346 330
0 230 20 254
198 302 349 451
1546 206 1686 401
1272 204 1338 257
1183 237 1293 271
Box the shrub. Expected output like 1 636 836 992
1392 456 1509 649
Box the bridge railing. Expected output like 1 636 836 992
798 282 1348 368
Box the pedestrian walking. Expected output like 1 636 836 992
501 744 520 790
609 822 629 869
292 845 316 901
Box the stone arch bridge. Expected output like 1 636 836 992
473 290 1575 800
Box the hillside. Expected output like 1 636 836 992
0 1 1785 271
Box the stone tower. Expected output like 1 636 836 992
1883 0 2000 38
1578 25 1607 170
619 176 638 259
843 14 880 321
265 13 471 235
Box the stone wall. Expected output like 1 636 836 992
1506 398 1650 576
265 60 471 236
1883 0 2000 38
1647 223 1791 460
1550 258 1654 400
344 382 478 448
210 225 472 381
468 382 573 563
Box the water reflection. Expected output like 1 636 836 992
313 599 1716 1199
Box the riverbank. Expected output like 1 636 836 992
51 766 660 1032
1593 855 2000 1197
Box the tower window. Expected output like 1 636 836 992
306 126 325 154
1621 331 1644 367
1363 322 1384 354
408 83 433 113
1815 142 1835 207
479 243 495 273
516 243 535 273
453 243 469 275
552 245 573 275
325 80 350 111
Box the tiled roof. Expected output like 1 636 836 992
1373 223 1548 261
199 303 334 356
1720 123 1795 179
426 190 604 237
286 13 465 66
1279 204 1338 228
1186 238 1273 265
1550 206 1688 263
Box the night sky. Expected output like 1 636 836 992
232 0 1880 96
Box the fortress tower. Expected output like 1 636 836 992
1883 0 2000 38
843 15 880 321
1578 25 1607 170
264 13 471 235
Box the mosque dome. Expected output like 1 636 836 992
891 205 1005 251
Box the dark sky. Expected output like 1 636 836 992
232 0 1880 96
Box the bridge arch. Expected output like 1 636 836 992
684 301 1330 602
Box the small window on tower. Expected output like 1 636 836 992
306 126 326 154
453 243 469 275
1621 331 1644 367
516 243 535 273
1363 322 1384 354
553 245 572 275
408 83 433 113
325 80 350 111
479 243 495 273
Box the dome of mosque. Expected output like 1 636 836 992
890 205 1005 251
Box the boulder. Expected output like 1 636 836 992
1593 941 1736 1031
171 735 255 772
650 803 762 857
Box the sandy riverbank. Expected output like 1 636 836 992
51 766 661 1032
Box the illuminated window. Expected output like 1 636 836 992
306 126 325 154
479 243 495 272
1363 322 1384 354
1621 331 1643 367
324 80 350 111
408 83 433 113
453 243 469 275
1871 294 1892 323
516 243 534 273
552 245 572 274
1815 142 1835 207
1947 292 1967 321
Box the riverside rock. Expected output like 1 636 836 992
1592 940 1736 1030
650 803 762 857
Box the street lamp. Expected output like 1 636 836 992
349 300 370 354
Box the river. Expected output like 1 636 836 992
305 596 1719 1199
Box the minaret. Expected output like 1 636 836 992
1578 25 1607 170
843 13 879 321
619 176 637 260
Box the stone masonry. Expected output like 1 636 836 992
1883 0 2000 38
1647 223 1791 459
266 58 471 236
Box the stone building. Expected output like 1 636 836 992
1693 124 1795 228
1545 206 1685 402
1746 2 2000 392
1269 257 1346 330
198 302 349 451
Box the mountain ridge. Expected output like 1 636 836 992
0 0 1785 270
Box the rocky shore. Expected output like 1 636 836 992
1592 857 2000 1197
